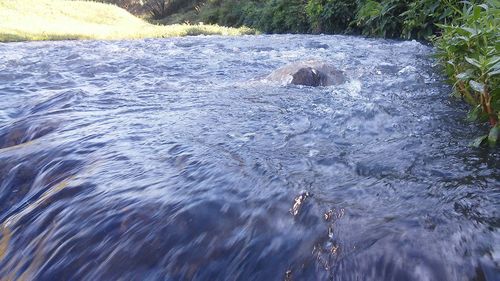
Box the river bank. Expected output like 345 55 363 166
0 0 254 42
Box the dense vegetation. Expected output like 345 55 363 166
93 0 205 19
0 0 254 42
156 0 498 146
183 0 463 39
434 2 499 146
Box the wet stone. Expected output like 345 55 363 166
266 60 346 87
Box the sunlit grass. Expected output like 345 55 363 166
0 0 255 42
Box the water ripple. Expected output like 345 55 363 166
0 35 498 280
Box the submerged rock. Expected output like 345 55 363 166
267 61 346 87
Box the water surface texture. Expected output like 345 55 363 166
0 35 499 280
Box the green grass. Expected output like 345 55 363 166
0 0 255 42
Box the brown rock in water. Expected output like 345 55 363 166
267 61 346 87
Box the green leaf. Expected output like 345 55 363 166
456 71 472 80
461 27 479 36
489 69 500 76
465 57 481 68
469 80 485 93
435 23 449 29
471 135 488 147
478 4 489 11
466 105 482 122
488 56 500 67
487 60 500 75
472 6 482 20
488 126 499 146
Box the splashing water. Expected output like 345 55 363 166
0 35 498 280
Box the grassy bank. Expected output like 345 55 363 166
0 0 254 42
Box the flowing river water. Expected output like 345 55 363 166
0 35 498 280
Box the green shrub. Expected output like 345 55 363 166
401 0 461 40
239 2 263 27
306 0 357 34
435 0 500 146
355 0 412 38
197 0 258 27
257 0 309 33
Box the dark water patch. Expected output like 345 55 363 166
0 148 86 224
304 41 330 49
0 120 57 149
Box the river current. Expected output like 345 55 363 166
0 35 498 280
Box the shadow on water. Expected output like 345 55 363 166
0 120 57 149
0 35 498 280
